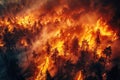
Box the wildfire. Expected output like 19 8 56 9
0 1 119 80
0 13 118 80
32 17 117 80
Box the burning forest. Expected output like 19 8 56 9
0 0 120 80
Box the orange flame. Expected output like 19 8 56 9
0 3 118 80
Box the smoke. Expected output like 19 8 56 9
29 0 120 46
112 39 120 59
1 0 119 29
27 0 120 30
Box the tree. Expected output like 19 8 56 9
103 46 112 59
71 37 79 56
46 42 51 55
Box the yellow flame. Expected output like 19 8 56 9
75 71 83 80
35 56 49 80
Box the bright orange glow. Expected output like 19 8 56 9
75 71 83 80
16 14 36 29
20 39 28 47
32 17 117 80
0 40 4 47
35 56 49 80
0 4 118 80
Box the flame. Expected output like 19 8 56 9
0 1 119 80
75 71 83 80
0 14 118 80
20 38 28 47
32 17 117 80
0 39 4 47
35 56 50 80
51 41 64 56
16 14 36 28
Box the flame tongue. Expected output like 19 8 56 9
35 56 49 80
